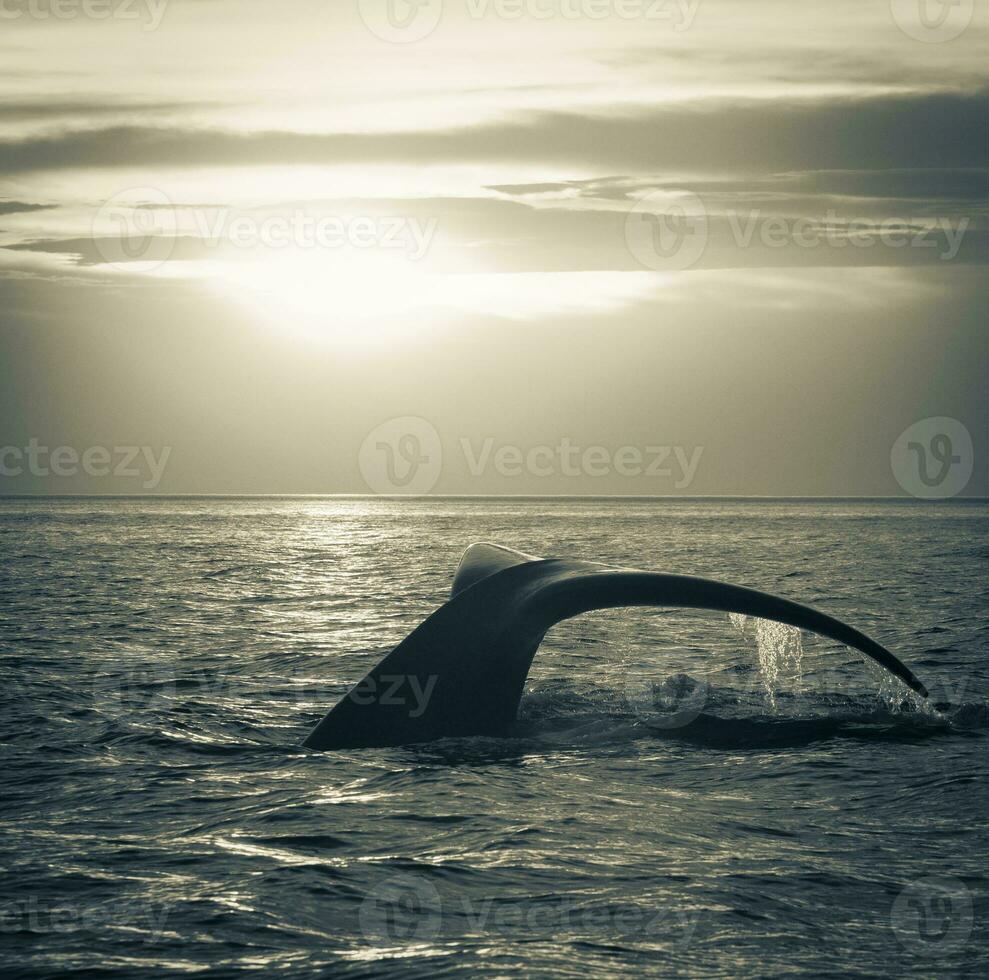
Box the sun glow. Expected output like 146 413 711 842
201 246 665 344
206 248 441 345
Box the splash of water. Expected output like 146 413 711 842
755 620 803 708
729 613 803 709
727 611 749 635
860 653 926 714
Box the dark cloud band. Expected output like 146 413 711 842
1 88 987 174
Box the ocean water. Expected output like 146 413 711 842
1 496 986 978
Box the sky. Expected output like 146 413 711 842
0 0 986 494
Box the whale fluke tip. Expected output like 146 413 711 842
451 542 541 597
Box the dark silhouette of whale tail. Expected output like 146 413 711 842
303 543 929 750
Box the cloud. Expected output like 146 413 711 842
489 170 989 204
0 200 52 215
486 182 583 197
1 89 987 174
8 200 986 275
0 100 219 121
4 236 207 266
601 44 988 90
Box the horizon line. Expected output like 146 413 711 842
1 493 986 502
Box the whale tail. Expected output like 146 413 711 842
303 543 929 750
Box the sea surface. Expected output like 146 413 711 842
1 497 987 978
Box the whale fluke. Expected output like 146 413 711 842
303 543 929 750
